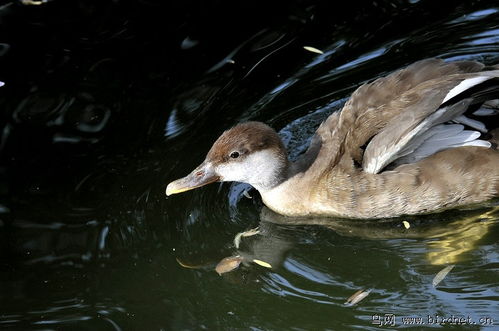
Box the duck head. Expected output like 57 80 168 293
166 122 289 196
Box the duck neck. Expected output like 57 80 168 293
247 150 290 193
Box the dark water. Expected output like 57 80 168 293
1 0 499 329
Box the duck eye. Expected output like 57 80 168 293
229 151 240 159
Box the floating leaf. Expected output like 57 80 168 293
303 46 324 54
403 221 411 229
252 259 272 268
234 227 260 248
215 255 243 275
345 289 371 306
432 265 455 287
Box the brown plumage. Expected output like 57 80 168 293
167 58 499 218
206 122 286 164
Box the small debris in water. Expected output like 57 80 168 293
303 46 324 54
176 257 203 269
345 289 371 306
252 259 272 269
234 227 260 248
180 36 199 50
215 255 243 275
402 221 411 229
21 0 47 5
432 264 455 287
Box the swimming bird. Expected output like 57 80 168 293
166 58 499 218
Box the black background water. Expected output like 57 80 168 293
1 0 499 329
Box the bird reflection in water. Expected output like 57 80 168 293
259 203 499 266
177 201 499 278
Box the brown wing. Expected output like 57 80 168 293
362 71 499 173
339 59 485 158
295 58 492 179
304 58 492 174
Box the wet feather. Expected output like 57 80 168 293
345 289 371 306
432 264 455 287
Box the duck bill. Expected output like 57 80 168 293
166 162 220 196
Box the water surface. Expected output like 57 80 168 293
1 0 499 329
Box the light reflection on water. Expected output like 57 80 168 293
2 1 499 329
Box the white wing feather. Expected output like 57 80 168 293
394 124 490 166
363 75 497 174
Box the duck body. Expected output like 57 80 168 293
167 58 499 219
262 145 499 218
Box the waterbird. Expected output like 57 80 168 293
167 58 499 218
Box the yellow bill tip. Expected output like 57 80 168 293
165 181 190 196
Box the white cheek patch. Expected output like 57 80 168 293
244 150 282 181
216 162 247 182
215 150 284 190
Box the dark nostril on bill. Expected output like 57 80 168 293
195 171 204 177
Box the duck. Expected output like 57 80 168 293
166 58 499 219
